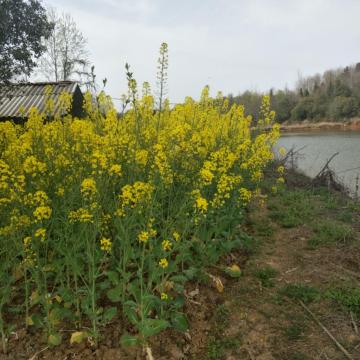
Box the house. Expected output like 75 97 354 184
0 81 84 122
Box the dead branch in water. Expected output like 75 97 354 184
314 152 339 179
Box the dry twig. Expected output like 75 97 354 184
350 311 359 335
299 300 354 360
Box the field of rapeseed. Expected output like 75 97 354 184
0 70 282 352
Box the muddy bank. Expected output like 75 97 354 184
280 118 360 132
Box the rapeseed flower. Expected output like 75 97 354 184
159 258 169 269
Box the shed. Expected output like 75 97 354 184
0 81 84 122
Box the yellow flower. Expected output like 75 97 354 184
199 168 214 185
23 156 47 176
159 258 168 269
138 231 149 243
239 188 252 204
277 165 285 174
195 197 208 213
81 178 97 198
160 292 168 300
135 149 148 166
23 236 32 247
68 208 93 223
56 187 65 196
100 237 112 252
34 228 46 241
109 164 122 176
162 239 172 251
172 231 180 242
33 206 52 222
277 177 285 184
279 147 286 156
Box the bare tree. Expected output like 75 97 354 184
39 8 90 84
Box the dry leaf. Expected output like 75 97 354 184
70 331 88 344
208 274 224 293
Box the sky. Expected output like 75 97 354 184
45 0 360 105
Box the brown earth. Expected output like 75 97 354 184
2 181 360 360
280 118 360 132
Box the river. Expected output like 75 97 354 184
277 131 360 197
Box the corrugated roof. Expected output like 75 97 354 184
0 81 79 119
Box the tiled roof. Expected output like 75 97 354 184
0 81 79 118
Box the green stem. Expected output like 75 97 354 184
0 312 6 355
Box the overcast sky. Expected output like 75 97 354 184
46 0 360 105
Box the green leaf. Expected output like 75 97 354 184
172 295 185 309
107 285 122 303
120 334 141 347
123 302 139 326
106 270 119 285
103 306 117 323
141 318 170 337
183 267 198 280
171 312 189 332
170 275 187 283
98 280 110 290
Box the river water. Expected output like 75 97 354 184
277 131 360 197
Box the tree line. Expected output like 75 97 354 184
228 63 360 123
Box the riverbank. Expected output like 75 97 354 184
280 118 360 132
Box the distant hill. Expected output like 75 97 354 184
228 63 360 123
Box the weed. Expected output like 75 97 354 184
284 322 306 340
268 190 315 228
279 284 320 304
204 336 240 360
326 287 360 315
308 220 353 248
289 352 309 360
248 217 274 237
253 266 278 287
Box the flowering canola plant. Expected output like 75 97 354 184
0 81 280 349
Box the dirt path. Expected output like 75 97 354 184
214 194 360 360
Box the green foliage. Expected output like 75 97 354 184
279 284 320 304
228 63 360 122
284 322 306 341
326 287 360 315
328 96 358 120
203 304 240 360
308 220 353 248
203 336 240 360
253 267 278 287
268 190 315 228
0 0 53 82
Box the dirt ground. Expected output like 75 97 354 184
2 180 360 360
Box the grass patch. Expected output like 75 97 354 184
279 283 320 304
289 352 309 360
253 266 278 287
268 190 315 228
308 220 353 248
202 304 241 360
203 336 241 360
248 217 275 237
284 322 306 341
326 287 360 315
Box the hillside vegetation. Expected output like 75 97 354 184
228 63 360 123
